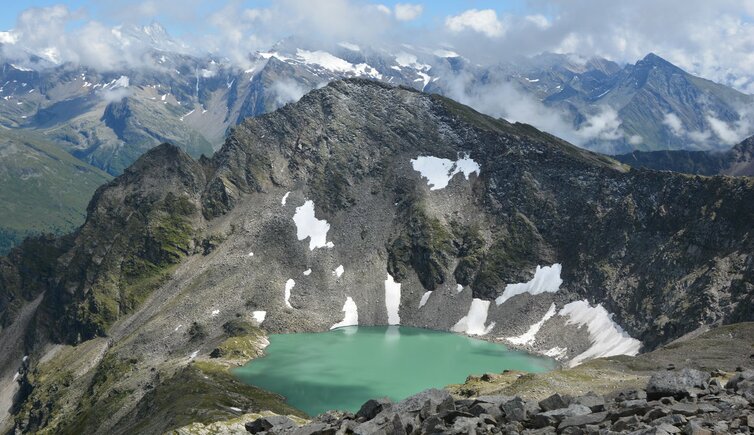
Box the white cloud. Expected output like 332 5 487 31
445 9 504 38
663 112 684 137
270 79 309 106
525 14 551 29
375 4 392 15
394 4 423 21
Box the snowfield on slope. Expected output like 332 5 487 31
496 264 563 305
452 298 495 336
560 300 642 366
411 154 480 190
293 200 334 250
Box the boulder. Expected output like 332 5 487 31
647 369 710 399
539 393 571 411
356 398 393 421
245 415 297 434
558 411 608 429
393 388 452 413
502 397 538 422
572 393 605 412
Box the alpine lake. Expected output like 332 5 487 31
234 326 556 416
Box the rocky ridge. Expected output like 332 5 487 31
241 368 754 435
0 79 752 434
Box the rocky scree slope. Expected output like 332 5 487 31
0 79 752 434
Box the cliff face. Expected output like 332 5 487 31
0 79 752 434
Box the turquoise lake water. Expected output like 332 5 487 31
233 326 556 416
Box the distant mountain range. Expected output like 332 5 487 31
0 24 752 253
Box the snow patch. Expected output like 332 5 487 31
411 154 480 190
252 310 266 324
211 309 220 317
333 265 344 278
452 298 495 336
295 49 381 79
303 269 312 276
189 350 199 359
293 200 333 250
331 296 359 329
230 407 242 412
384 273 401 325
281 191 290 205
284 279 295 308
507 303 557 345
248 252 254 257
418 291 433 308
174 324 182 332
496 264 563 305
456 284 464 293
544 347 568 358
559 300 642 367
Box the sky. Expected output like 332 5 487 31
1 0 754 92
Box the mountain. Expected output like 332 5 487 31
490 52 754 153
0 79 751 433
0 128 111 253
614 134 754 176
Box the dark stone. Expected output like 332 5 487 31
420 415 445 433
290 422 336 435
245 415 296 434
651 414 687 427
612 415 640 431
539 393 571 411
695 403 719 414
573 393 605 412
438 410 474 424
612 389 647 402
685 420 712 435
608 399 650 419
646 369 710 400
669 403 699 417
356 398 393 421
644 406 671 420
558 411 608 429
501 397 536 422
394 388 452 413
468 402 501 419
475 395 515 407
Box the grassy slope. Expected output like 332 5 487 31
0 128 112 253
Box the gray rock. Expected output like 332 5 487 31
475 395 515 407
356 398 392 421
393 388 452 413
609 399 650 419
558 411 608 429
419 415 445 434
656 423 682 434
573 393 606 412
612 415 641 431
685 420 713 435
669 403 699 417
539 393 571 411
533 404 592 427
502 397 538 422
651 414 688 427
245 415 297 434
289 422 336 435
647 369 710 399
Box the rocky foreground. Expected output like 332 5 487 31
240 368 754 435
